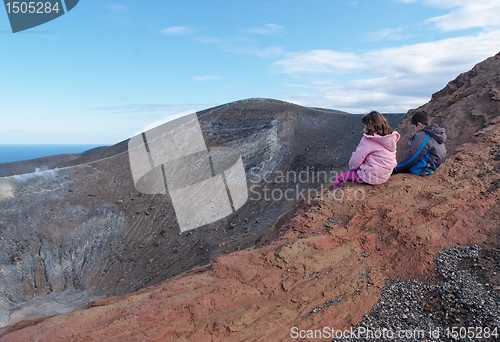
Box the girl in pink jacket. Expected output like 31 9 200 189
333 111 400 189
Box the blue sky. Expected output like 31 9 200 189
1 0 499 144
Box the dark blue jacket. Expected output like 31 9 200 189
394 124 447 176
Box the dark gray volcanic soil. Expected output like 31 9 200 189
0 98 404 327
343 243 499 342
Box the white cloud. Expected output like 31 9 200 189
193 75 222 81
425 1 500 31
246 23 285 35
366 27 410 41
284 88 427 114
272 50 363 74
362 31 500 75
196 35 284 58
422 0 472 8
161 26 194 36
247 46 284 58
274 30 500 112
396 0 500 31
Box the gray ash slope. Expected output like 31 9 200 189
0 98 404 327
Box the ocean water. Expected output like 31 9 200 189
0 144 103 163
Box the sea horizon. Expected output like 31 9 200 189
0 144 106 164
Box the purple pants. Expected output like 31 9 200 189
332 170 364 189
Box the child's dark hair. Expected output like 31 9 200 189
411 111 430 126
362 111 393 136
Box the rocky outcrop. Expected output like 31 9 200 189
397 52 500 157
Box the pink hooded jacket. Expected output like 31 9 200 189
349 131 400 185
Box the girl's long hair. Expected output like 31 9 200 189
362 111 393 136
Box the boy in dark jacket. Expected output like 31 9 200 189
393 111 447 176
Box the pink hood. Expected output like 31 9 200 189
348 131 400 185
